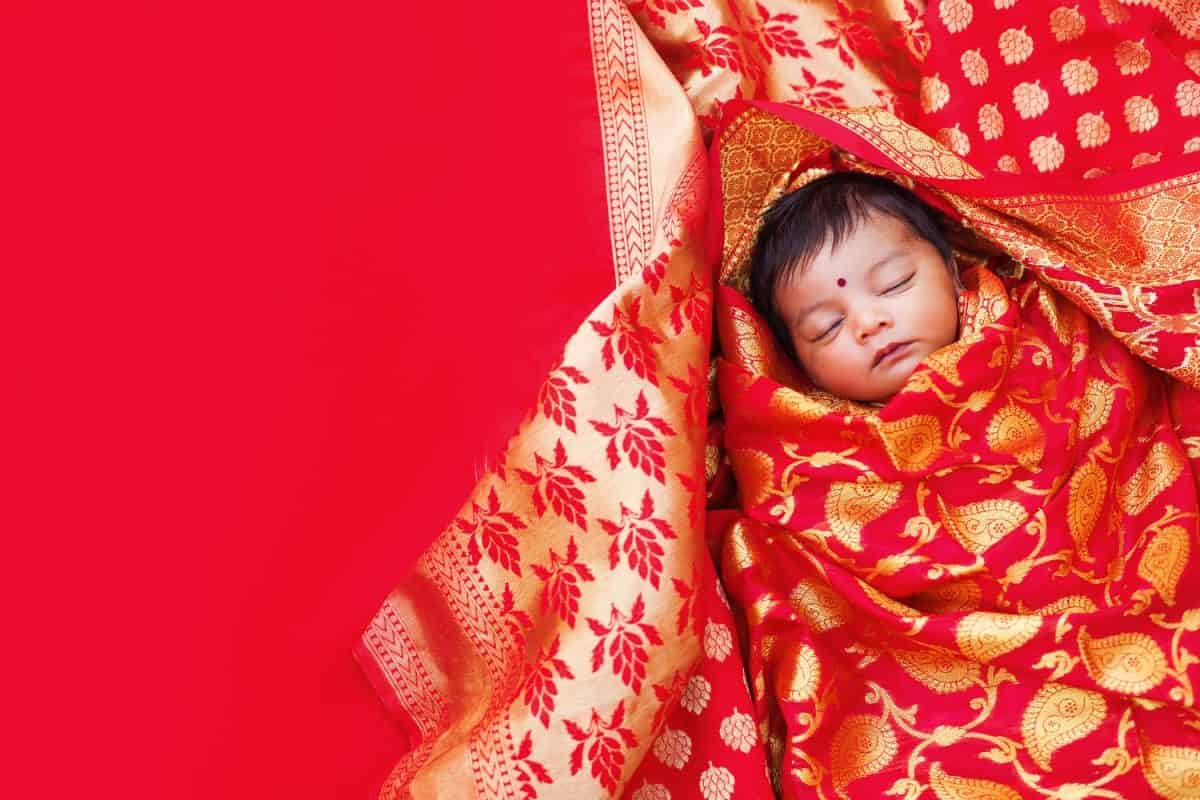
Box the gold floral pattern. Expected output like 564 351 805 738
1014 81 1050 119
1049 5 1086 42
978 104 1004 141
1125 95 1160 133
998 27 1034 65
1061 58 1098 96
1076 112 1111 149
1115 40 1152 76
940 0 975 34
1030 134 1064 172
961 49 989 87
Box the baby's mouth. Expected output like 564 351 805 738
873 341 914 367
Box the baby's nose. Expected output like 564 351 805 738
856 316 890 341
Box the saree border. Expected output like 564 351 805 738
589 0 654 285
744 101 1200 202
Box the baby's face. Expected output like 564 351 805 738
773 210 959 404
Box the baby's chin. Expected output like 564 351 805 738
842 365 923 405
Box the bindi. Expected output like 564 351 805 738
836 277 846 287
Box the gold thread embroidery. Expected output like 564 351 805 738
778 642 822 702
986 404 1045 469
1067 461 1107 559
878 415 944 472
938 498 1028 554
1020 683 1107 771
789 579 852 633
1143 741 1200 800
956 612 1041 662
1077 627 1168 694
928 762 1023 800
1138 524 1190 606
830 714 898 789
1078 379 1115 439
892 647 980 694
1118 441 1185 516
825 478 902 551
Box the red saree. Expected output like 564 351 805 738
359 1 1200 797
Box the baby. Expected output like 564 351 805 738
749 173 962 404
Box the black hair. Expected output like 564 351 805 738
748 172 955 359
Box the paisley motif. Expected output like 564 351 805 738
724 304 772 376
829 714 898 789
956 612 1041 662
1035 595 1097 615
1118 441 1185 516
921 338 971 386
1144 742 1200 800
1077 628 1168 694
986 404 1045 469
928 762 1023 800
860 581 920 618
878 414 944 472
938 498 1027 554
892 647 980 694
1021 683 1107 770
1138 524 1190 606
910 579 983 614
729 448 775 507
723 521 771 575
788 580 852 633
824 478 902 551
777 641 822 702
769 387 829 426
1067 461 1107 559
1077 378 1115 439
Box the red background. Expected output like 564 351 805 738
7 3 611 797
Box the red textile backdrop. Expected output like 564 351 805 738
6 3 610 798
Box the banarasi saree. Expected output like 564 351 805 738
359 0 1200 797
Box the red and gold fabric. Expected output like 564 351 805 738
358 1 1200 797
715 105 1200 800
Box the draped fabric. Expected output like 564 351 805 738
358 1 1200 797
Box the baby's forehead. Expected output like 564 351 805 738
805 213 922 268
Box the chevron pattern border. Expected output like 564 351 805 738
590 0 654 285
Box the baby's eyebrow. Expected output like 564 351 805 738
792 296 839 328
865 248 905 276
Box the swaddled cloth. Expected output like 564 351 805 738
719 255 1200 797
